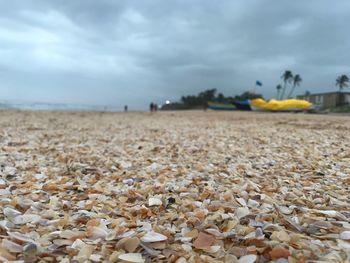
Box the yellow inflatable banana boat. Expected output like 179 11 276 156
250 98 312 111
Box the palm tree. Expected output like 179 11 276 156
280 70 293 100
287 74 302 98
336 74 349 91
276 84 282 99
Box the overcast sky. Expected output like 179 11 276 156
0 0 349 109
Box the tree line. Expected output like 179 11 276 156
276 70 349 100
162 89 263 110
180 89 263 108
276 70 302 100
162 71 349 110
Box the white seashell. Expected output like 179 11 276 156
34 174 45 180
279 206 293 215
106 230 117 241
123 179 134 185
148 163 162 172
247 199 259 208
89 226 108 240
276 258 288 263
71 239 85 250
0 220 11 230
204 228 224 238
118 253 145 263
121 237 140 253
182 244 192 252
76 244 94 261
23 243 37 257
0 178 6 188
90 254 102 261
148 197 162 206
45 231 62 239
319 210 338 217
340 231 350 240
53 239 74 247
280 187 289 195
4 207 22 219
118 230 136 239
179 237 192 242
139 242 160 256
7 232 35 243
141 232 168 242
236 197 247 207
255 228 264 239
244 231 256 239
16 198 34 209
235 207 250 219
221 214 231 220
207 245 221 253
60 230 84 239
137 221 153 232
12 214 41 225
193 201 202 207
0 189 11 196
1 239 23 252
176 257 187 263
238 254 257 263
120 161 132 169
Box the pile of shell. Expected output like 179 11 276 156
0 110 349 262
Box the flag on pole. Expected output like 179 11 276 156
256 80 263 86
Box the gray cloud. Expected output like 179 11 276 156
0 0 350 110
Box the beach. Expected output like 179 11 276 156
1 110 350 262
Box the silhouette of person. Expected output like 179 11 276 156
150 102 154 112
124 105 128 112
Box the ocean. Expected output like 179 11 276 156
0 101 123 112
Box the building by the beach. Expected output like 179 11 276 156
297 91 350 109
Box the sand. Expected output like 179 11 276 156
0 110 350 262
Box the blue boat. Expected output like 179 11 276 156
208 101 236 111
233 100 251 111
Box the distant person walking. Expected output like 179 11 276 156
124 105 128 112
150 102 154 112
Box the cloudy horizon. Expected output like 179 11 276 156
1 0 350 110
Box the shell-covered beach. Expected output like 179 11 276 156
0 110 350 262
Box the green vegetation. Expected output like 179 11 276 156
161 89 263 110
280 70 293 99
329 104 350 113
161 72 348 111
336 74 349 91
276 84 282 100
278 70 303 99
288 74 303 98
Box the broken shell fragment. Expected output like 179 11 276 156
124 237 140 252
193 232 216 249
117 237 140 253
1 239 23 253
235 207 250 219
87 226 108 240
141 232 167 243
23 243 38 262
3 207 22 220
7 232 35 243
118 253 145 263
12 214 41 225
238 254 257 263
0 179 6 189
148 197 162 206
340 231 350 240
